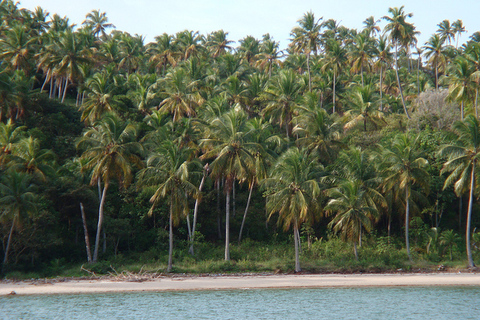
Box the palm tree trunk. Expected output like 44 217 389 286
394 43 410 119
475 89 478 118
466 164 476 267
361 62 364 87
353 242 358 261
189 167 207 255
238 183 254 243
307 52 312 92
333 72 336 113
380 65 383 111
61 78 69 103
225 189 231 261
294 222 301 272
93 182 109 262
80 202 92 263
3 216 16 265
167 201 174 272
405 187 412 261
461 101 465 121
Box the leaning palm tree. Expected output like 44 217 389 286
0 169 37 266
380 133 430 260
137 140 198 272
325 180 379 260
76 114 143 262
438 115 480 267
383 6 416 119
262 147 323 272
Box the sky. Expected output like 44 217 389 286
17 0 480 50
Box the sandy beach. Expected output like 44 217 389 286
1 272 480 295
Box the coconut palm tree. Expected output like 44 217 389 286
321 39 348 113
0 25 36 74
76 114 143 262
82 10 115 39
349 33 374 87
452 20 466 49
325 180 379 260
137 140 198 272
0 119 25 165
157 67 204 122
200 107 257 260
263 147 323 272
374 36 393 111
437 20 455 45
289 11 323 92
205 30 233 58
445 56 477 119
423 34 448 91
380 133 430 260
256 35 284 78
438 115 480 267
0 169 37 266
344 85 385 132
147 33 179 76
383 6 416 119
262 69 304 138
439 230 460 261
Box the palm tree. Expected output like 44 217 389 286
0 119 25 165
263 147 323 272
76 114 143 262
363 16 381 37
0 25 36 74
237 35 260 65
158 67 204 122
374 36 393 111
325 180 379 260
292 104 342 164
344 85 385 132
205 30 233 58
423 34 448 91
200 107 256 260
262 69 303 138
445 56 477 119
82 10 115 39
383 6 416 119
256 35 284 78
0 169 37 265
437 20 455 45
80 71 121 124
289 11 323 92
349 33 374 87
147 33 179 76
452 20 466 49
439 230 460 261
438 115 480 267
380 133 430 260
137 140 198 272
321 39 348 113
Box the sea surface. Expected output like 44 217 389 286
1 286 480 319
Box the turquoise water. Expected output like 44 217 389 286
1 287 480 319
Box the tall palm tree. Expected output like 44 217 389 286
289 11 323 92
205 30 233 58
438 115 480 267
452 20 466 49
445 56 477 119
263 147 323 272
76 114 143 262
147 33 179 76
0 169 37 265
137 140 198 272
0 25 36 74
0 119 25 165
321 39 348 113
374 36 393 111
363 16 381 38
437 20 455 45
380 133 430 260
383 6 416 119
423 34 448 91
200 107 256 260
349 33 374 87
82 10 115 39
325 180 379 260
256 35 284 78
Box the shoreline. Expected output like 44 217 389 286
2 272 480 296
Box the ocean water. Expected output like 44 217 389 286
1 286 480 319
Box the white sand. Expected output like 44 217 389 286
1 273 480 295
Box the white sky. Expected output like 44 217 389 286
18 0 480 50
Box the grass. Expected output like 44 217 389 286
3 237 479 280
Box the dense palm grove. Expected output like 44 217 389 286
1 0 480 275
